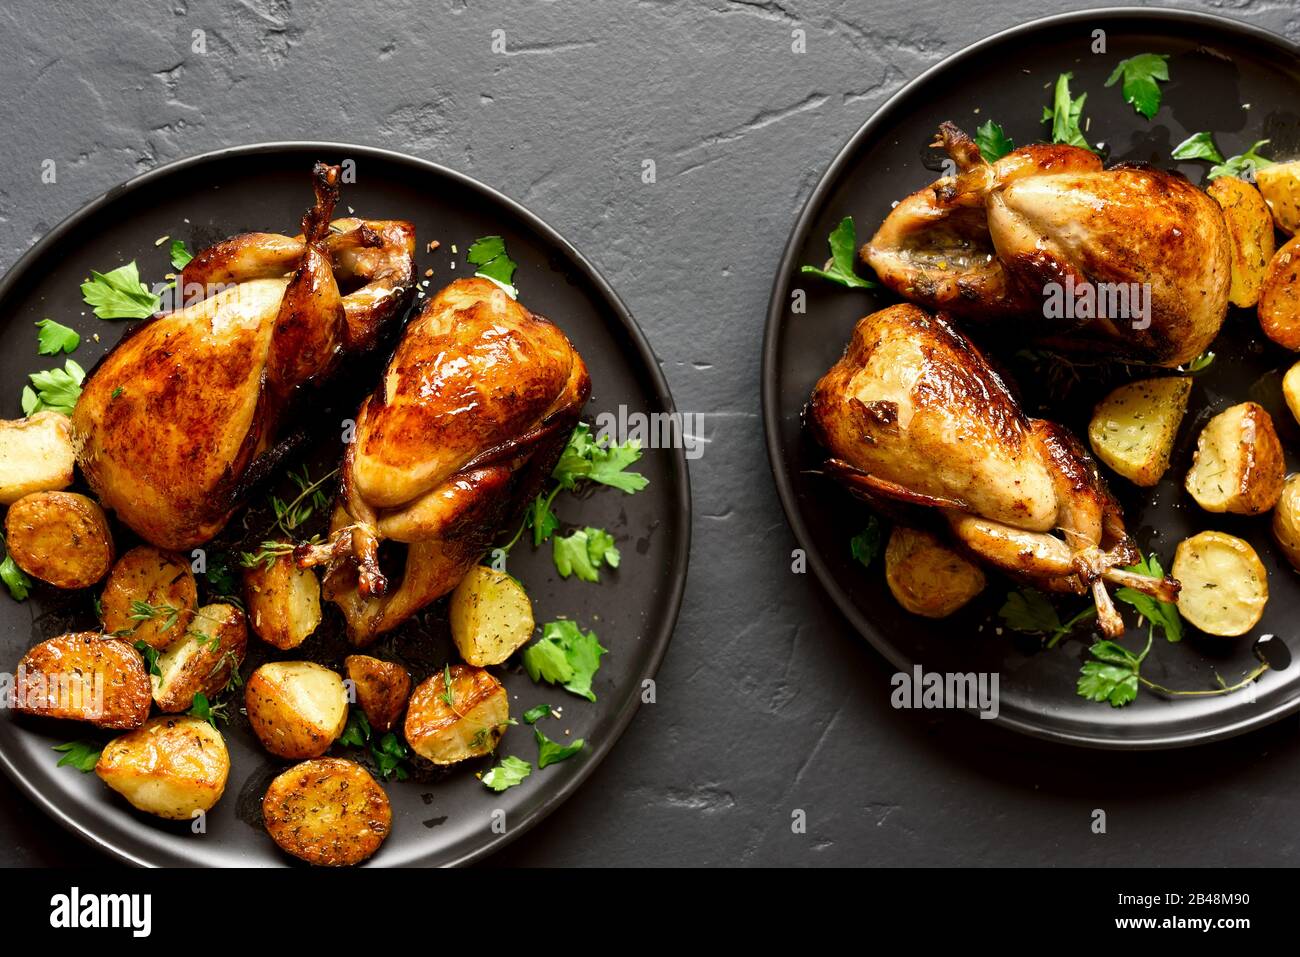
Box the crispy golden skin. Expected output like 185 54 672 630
298 277 591 644
71 165 416 550
15 633 151 729
808 305 1177 636
864 124 1232 367
404 664 510 765
262 758 391 867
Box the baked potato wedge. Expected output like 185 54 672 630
4 491 114 589
245 661 349 759
152 603 247 713
95 715 230 820
404 664 509 766
884 526 985 617
262 758 391 866
344 655 411 733
0 411 74 505
1185 402 1285 514
1208 175 1276 308
1284 361 1300 426
1255 159 1300 235
14 633 149 729
1088 377 1192 487
1271 474 1300 571
100 546 197 650
242 548 322 650
449 565 535 666
1259 234 1300 350
1172 531 1268 636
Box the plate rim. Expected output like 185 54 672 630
0 140 692 864
760 6 1300 750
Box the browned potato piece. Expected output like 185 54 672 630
1087 377 1192 487
1272 474 1300 571
1172 531 1268 636
245 661 349 759
1208 176 1276 308
1283 361 1300 426
404 664 509 766
100 546 197 650
0 412 74 505
1259 235 1300 350
884 527 985 617
15 633 149 729
262 758 391 867
242 549 322 650
1255 160 1300 235
96 716 229 820
4 491 114 589
344 655 411 733
1185 402 1285 514
152 604 247 712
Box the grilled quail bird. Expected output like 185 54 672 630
71 164 416 550
808 304 1178 636
864 123 1232 367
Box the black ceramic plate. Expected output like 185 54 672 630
763 9 1300 748
0 143 690 864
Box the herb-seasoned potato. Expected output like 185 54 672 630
1284 361 1300 426
14 633 149 729
1172 531 1268 636
95 715 229 820
1259 234 1300 350
100 546 197 650
152 603 247 713
1271 474 1300 571
0 412 74 505
242 549 322 650
1088 377 1192 487
344 655 411 733
1185 402 1285 514
449 565 535 666
262 758 391 867
4 491 114 589
404 664 509 766
245 661 349 759
1255 159 1300 235
1208 175 1276 308
884 526 985 617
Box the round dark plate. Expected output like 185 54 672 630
0 143 690 864
763 9 1300 749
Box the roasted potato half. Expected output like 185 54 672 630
344 655 411 733
449 565 535 666
96 715 230 820
245 661 349 759
1185 402 1285 514
100 546 197 650
15 633 150 729
242 549 322 650
0 411 74 505
262 758 391 867
4 491 114 589
1255 159 1300 235
1208 175 1276 308
884 526 985 617
152 603 247 713
1272 474 1300 571
1088 377 1192 487
404 664 509 766
1284 361 1300 427
1259 235 1300 350
1172 531 1268 636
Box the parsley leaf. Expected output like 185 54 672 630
188 691 225 728
467 235 518 291
1105 53 1169 119
800 216 875 289
522 703 552 725
23 359 85 416
203 551 240 601
974 120 1015 162
1114 553 1181 642
371 732 410 781
169 240 193 271
527 492 560 546
134 640 162 678
35 319 79 356
52 740 101 772
1209 140 1273 182
552 423 649 493
1171 131 1223 163
80 262 160 320
522 619 608 702
999 588 1097 648
849 517 881 568
1184 351 1215 374
552 527 620 582
482 754 532 792
535 727 585 768
1041 72 1094 151
339 710 371 748
1076 637 1148 707
0 534 31 601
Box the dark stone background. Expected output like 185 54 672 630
1 0 1298 867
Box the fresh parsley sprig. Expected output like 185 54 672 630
974 120 1015 162
482 754 531 791
522 619 607 702
52 740 102 772
22 359 85 416
800 216 876 289
1114 553 1181 643
0 533 32 601
1042 72 1095 151
81 262 160 320
1172 132 1274 182
467 235 518 295
1105 53 1169 119
999 588 1097 648
35 319 79 356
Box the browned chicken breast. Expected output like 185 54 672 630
71 165 416 549
864 123 1232 367
298 277 590 644
808 304 1177 636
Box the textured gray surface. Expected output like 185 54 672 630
2 0 1300 867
